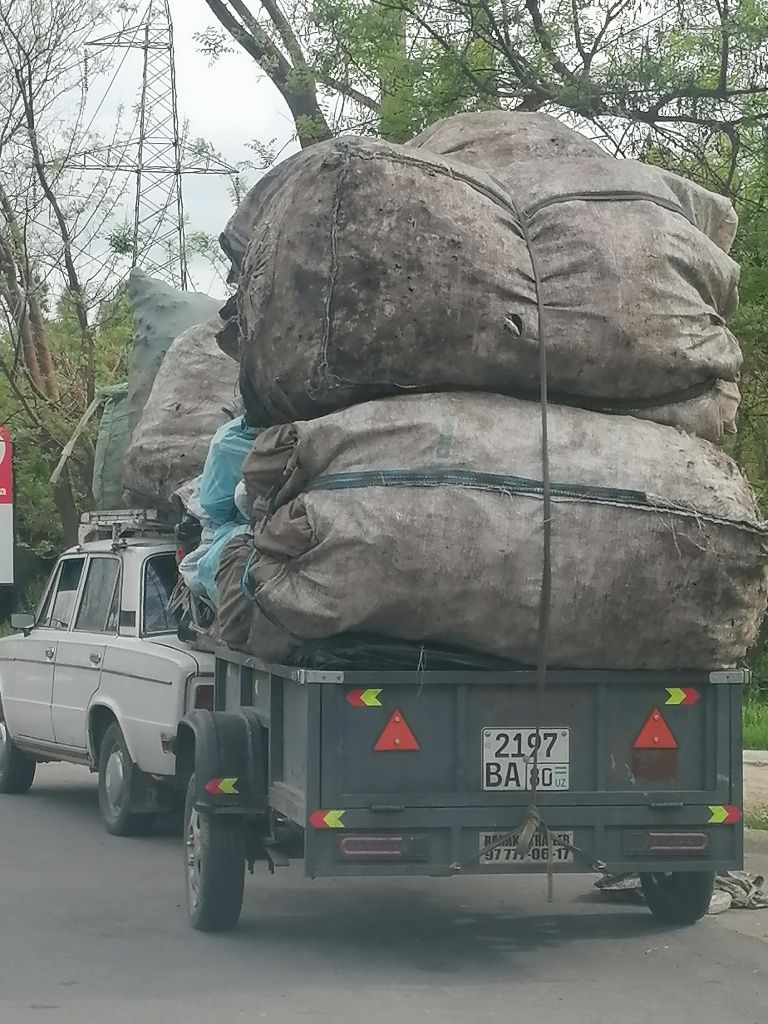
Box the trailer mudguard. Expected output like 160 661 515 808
176 709 268 813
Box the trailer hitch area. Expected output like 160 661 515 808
262 839 290 874
248 817 304 874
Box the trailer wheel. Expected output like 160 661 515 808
640 871 714 926
184 774 246 932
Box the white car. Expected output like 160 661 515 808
0 512 214 835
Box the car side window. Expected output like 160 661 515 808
106 579 120 634
36 565 61 627
39 558 86 631
74 557 121 634
142 553 181 635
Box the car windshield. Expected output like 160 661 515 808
142 552 181 636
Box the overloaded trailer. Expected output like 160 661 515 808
177 647 744 932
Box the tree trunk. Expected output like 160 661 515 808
51 464 80 547
0 184 57 397
27 291 59 401
16 68 95 402
205 0 333 148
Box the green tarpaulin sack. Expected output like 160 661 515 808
92 384 130 510
125 268 220 441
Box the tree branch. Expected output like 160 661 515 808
716 0 730 95
243 0 306 71
204 0 333 145
570 0 587 63
13 57 94 402
524 0 576 81
224 0 293 76
317 74 380 112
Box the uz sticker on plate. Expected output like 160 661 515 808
482 727 570 791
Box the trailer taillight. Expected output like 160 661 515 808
194 684 214 711
338 834 429 862
622 830 710 856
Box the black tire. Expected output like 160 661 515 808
0 702 36 794
97 721 155 837
640 871 715 926
184 774 246 932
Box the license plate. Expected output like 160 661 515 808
482 727 570 791
479 830 574 864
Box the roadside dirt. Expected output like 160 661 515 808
745 762 768 813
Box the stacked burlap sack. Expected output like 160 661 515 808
118 272 241 510
212 111 767 669
93 271 223 510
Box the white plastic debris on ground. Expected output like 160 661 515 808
595 871 768 913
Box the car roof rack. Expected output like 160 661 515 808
78 509 174 546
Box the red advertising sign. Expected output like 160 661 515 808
0 426 13 504
0 426 14 585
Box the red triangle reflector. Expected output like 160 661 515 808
374 708 420 751
634 707 678 749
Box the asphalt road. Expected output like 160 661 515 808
1 764 767 1024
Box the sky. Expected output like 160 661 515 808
83 0 298 297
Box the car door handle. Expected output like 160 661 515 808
45 648 55 660
89 652 102 666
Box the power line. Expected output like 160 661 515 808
74 0 235 289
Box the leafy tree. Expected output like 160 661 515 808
0 0 140 545
0 2 247 568
0 288 132 558
201 1 768 153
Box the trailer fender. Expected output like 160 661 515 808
176 709 268 813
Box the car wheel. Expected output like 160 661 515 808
0 702 36 794
97 721 155 837
185 774 246 932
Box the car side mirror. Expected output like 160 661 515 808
10 613 35 637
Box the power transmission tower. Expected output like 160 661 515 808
83 1 234 289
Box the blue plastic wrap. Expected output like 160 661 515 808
179 524 215 597
196 522 251 605
199 417 259 526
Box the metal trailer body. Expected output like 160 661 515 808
180 647 744 930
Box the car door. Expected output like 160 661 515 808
97 550 185 775
51 555 121 750
1 557 85 744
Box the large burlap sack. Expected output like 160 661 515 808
215 154 309 361
411 110 606 166
125 270 221 440
215 531 254 649
122 318 240 508
232 393 767 669
221 112 735 281
219 111 606 289
234 136 741 439
408 111 738 253
220 157 301 286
